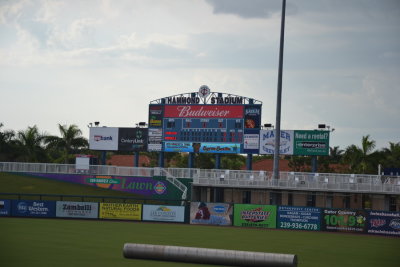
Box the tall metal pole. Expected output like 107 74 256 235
273 0 286 180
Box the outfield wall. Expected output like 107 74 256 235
1 199 399 237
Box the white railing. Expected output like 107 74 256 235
1 162 399 194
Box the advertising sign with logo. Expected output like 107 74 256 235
243 128 260 154
142 205 185 222
233 204 277 228
11 200 56 217
259 130 294 155
164 105 244 118
244 105 261 129
294 130 330 156
118 128 148 152
56 201 99 219
190 202 233 226
149 105 163 128
278 206 321 231
164 142 194 152
148 128 163 152
0 199 11 216
321 208 368 233
89 127 119 151
25 173 181 200
99 203 141 220
367 210 400 236
199 143 242 154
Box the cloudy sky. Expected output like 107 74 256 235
0 0 399 151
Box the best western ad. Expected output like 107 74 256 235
56 201 99 219
190 202 233 226
89 127 119 151
367 210 400 236
278 206 321 231
142 205 185 222
99 203 141 220
11 200 56 217
233 204 277 228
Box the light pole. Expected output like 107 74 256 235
273 0 286 180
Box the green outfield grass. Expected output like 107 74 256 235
0 217 399 267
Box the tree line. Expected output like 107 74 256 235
0 123 399 174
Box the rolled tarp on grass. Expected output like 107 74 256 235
123 243 297 267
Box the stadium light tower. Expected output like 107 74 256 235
273 0 286 180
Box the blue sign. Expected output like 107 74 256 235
12 200 56 217
199 143 242 154
164 142 194 152
278 206 321 231
367 210 400 237
0 199 11 216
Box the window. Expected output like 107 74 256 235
307 193 316 207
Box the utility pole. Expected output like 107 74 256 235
273 0 286 180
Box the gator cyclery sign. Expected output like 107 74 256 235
25 173 186 200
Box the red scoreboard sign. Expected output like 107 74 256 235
164 105 244 118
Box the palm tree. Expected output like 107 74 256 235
382 142 400 169
342 135 376 174
45 124 88 163
0 123 16 161
15 125 46 162
329 146 344 164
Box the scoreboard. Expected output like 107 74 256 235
148 88 262 154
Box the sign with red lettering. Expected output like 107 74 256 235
164 105 244 118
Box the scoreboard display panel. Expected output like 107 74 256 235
148 88 262 154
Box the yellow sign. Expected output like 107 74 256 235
99 203 142 220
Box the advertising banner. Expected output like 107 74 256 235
293 130 330 156
118 128 148 152
89 127 119 151
190 202 233 226
321 208 368 233
199 143 242 154
0 199 11 216
26 173 175 199
244 105 261 129
11 200 56 217
164 142 194 152
142 205 185 222
243 129 260 154
149 105 163 128
278 206 321 231
233 204 277 228
259 130 294 155
99 203 141 220
148 128 163 152
164 105 244 118
367 210 400 236
56 201 99 219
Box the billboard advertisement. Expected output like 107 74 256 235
321 208 368 233
89 127 119 151
164 105 244 118
199 143 242 154
148 128 163 151
190 202 233 226
259 130 294 155
164 142 194 152
244 105 261 129
11 200 56 217
56 201 99 219
278 206 321 231
149 105 163 128
294 130 330 156
367 210 400 236
99 203 141 220
118 128 148 152
0 199 11 216
142 205 185 222
233 204 277 228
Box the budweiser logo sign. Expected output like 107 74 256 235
165 105 243 118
